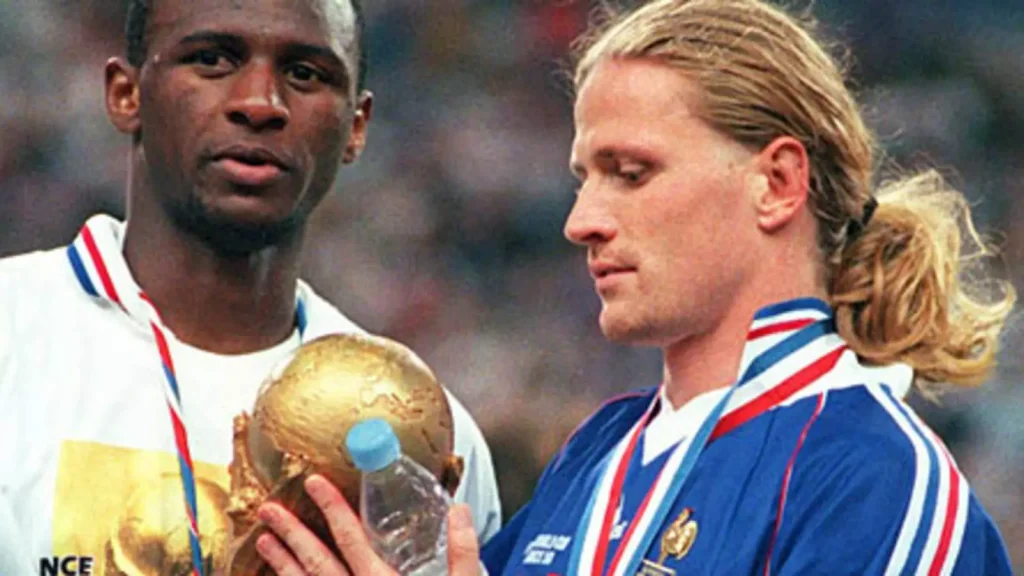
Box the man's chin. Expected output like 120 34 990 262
599 308 666 346
199 219 300 255
171 197 305 255
599 309 640 343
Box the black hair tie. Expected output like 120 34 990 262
846 196 878 240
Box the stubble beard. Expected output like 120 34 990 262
600 295 683 347
166 191 307 257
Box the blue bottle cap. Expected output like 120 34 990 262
346 418 401 473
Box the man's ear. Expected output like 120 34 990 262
343 90 374 164
752 135 810 233
105 57 142 136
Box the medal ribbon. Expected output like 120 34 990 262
567 313 846 576
67 217 308 576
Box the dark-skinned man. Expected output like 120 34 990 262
0 1 499 573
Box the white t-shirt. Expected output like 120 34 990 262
0 216 501 574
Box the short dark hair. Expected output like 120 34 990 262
125 0 368 91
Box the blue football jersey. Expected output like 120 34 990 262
482 299 1012 576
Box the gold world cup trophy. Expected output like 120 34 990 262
100 333 463 575
222 332 465 575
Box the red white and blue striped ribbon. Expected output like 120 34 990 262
567 298 847 576
66 215 308 576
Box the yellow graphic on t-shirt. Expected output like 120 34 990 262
52 440 231 575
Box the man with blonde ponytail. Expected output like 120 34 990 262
247 0 1015 574
471 0 1016 574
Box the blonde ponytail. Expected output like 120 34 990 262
830 170 1016 391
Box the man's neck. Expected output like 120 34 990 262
122 215 303 355
660 282 828 410
660 304 754 410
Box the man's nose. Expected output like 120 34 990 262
564 184 617 247
225 60 290 131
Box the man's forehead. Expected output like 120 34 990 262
148 0 357 47
148 0 353 17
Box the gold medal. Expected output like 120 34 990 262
637 508 698 576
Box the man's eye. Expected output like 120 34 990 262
621 170 645 184
197 51 221 66
287 64 323 84
185 50 230 69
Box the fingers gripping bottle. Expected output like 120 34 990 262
346 418 452 575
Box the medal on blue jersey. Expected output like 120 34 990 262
67 215 308 576
567 300 847 576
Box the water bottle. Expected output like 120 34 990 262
346 418 452 576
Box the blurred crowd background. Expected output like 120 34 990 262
1 0 1021 568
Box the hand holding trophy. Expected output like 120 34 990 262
223 333 465 575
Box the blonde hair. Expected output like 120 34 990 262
573 0 1015 391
